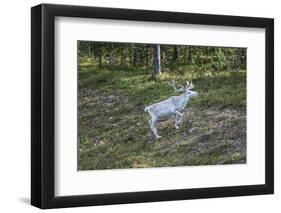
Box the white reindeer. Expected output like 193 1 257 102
144 80 198 139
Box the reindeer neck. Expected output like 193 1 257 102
176 92 190 109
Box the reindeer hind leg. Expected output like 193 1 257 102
175 114 180 129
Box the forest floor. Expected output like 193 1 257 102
78 64 246 170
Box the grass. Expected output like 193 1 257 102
78 63 246 170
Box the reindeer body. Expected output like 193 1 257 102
145 81 198 139
144 93 190 117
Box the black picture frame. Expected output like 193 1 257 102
31 3 274 209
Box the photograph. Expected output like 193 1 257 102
77 41 247 170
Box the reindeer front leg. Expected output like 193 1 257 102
174 110 183 129
149 117 161 139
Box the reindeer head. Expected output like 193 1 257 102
169 80 198 98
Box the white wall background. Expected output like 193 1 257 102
0 0 279 212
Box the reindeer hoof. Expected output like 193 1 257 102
175 126 179 129
156 135 162 139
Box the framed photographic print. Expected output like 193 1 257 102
31 3 274 209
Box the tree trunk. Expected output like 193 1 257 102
120 48 125 66
138 49 144 65
130 44 134 65
133 49 137 65
234 49 240 72
99 48 102 67
145 46 149 67
152 44 161 77
109 46 114 66
184 46 189 64
88 42 91 58
173 45 179 63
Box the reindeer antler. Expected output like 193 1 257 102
185 81 194 90
169 80 185 92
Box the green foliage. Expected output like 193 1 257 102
77 41 246 72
